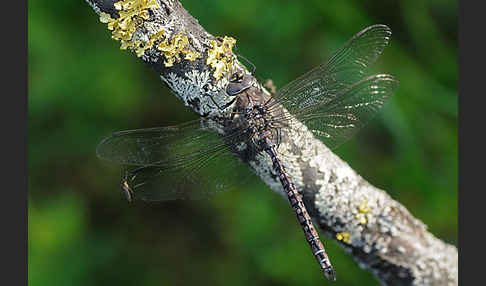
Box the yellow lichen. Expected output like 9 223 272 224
157 30 200 67
355 213 368 225
184 51 200 61
99 0 159 57
206 36 237 80
358 199 372 214
99 1 199 63
336 232 351 244
355 199 372 225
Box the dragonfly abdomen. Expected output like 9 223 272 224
264 145 336 281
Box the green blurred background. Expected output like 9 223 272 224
28 0 457 285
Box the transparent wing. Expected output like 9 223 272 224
97 119 257 201
97 119 227 167
293 74 399 150
268 24 392 112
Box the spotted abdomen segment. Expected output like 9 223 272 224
265 147 336 281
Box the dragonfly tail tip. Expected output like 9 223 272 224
324 267 337 282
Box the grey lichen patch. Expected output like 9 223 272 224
248 153 284 196
161 70 230 116
314 173 396 252
407 232 458 286
161 0 176 7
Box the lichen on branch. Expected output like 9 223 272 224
99 0 199 65
85 1 458 285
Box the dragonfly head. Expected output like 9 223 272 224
226 71 253 96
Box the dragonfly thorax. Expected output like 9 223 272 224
240 103 278 150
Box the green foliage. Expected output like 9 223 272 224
28 0 457 285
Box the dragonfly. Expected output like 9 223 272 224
97 24 398 281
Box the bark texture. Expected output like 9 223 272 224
85 1 458 285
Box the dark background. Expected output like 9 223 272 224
28 0 457 285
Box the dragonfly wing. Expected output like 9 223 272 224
120 148 255 201
270 24 392 112
295 74 399 150
97 119 225 167
97 119 256 201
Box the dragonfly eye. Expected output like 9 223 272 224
226 72 252 96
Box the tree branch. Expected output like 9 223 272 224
84 1 458 285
